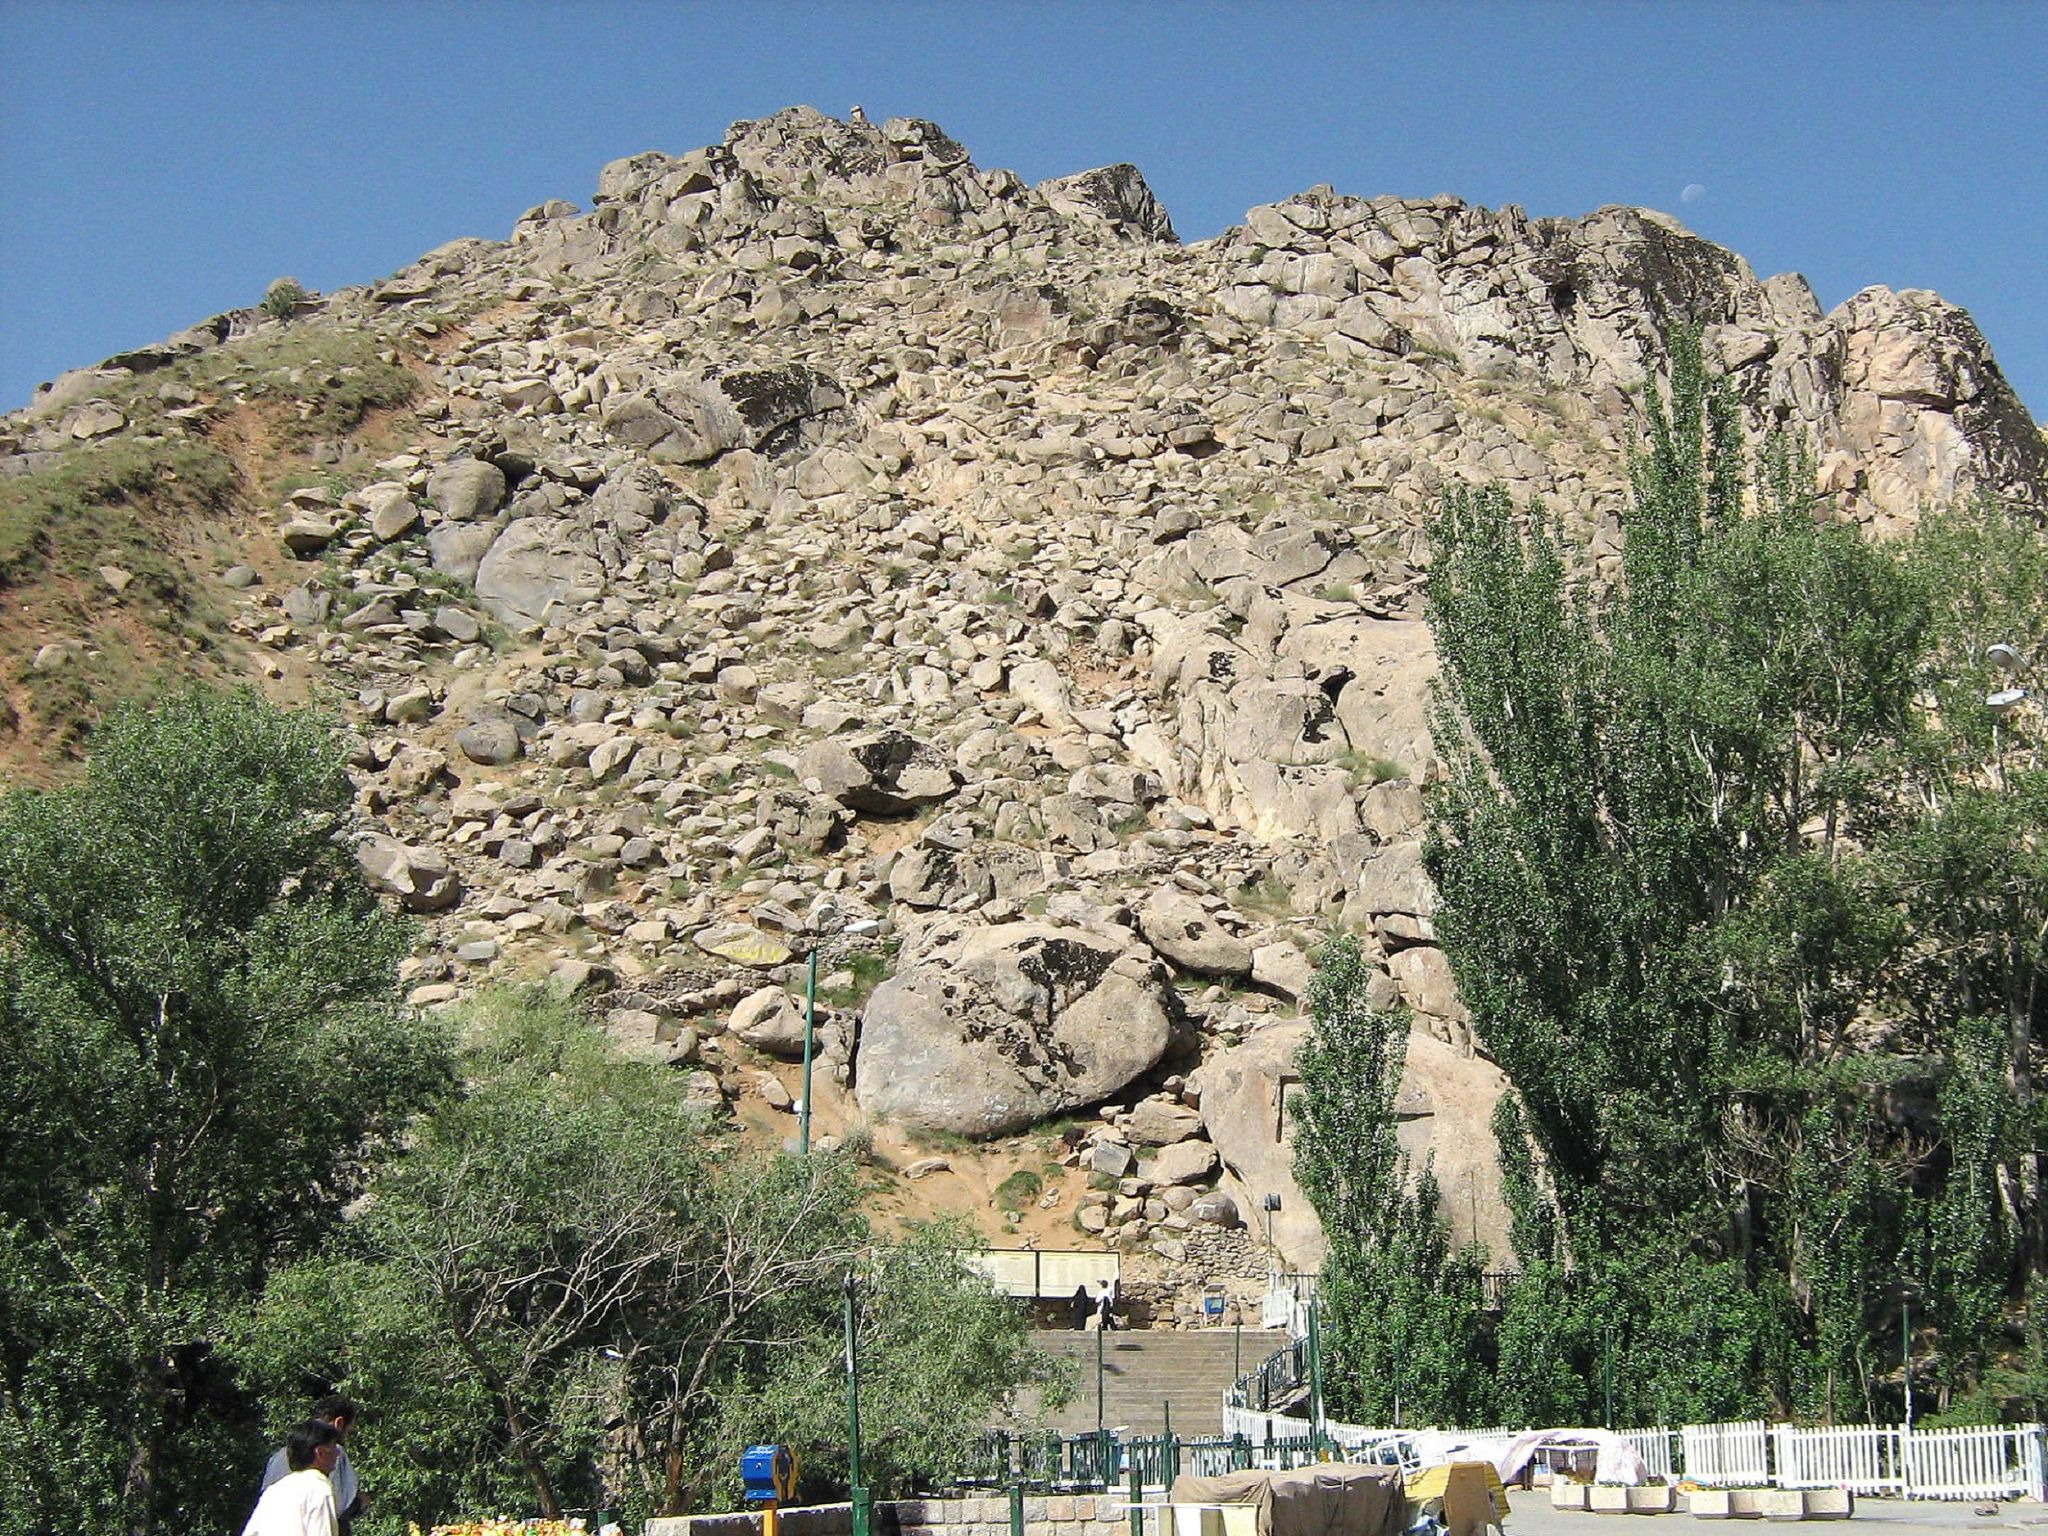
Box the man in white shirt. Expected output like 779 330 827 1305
262 1395 361 1531
243 1420 341 1536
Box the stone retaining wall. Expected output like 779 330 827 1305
646 1493 1127 1536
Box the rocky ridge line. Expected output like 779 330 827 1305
6 105 2044 1291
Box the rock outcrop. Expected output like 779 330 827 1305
6 104 2043 1281
856 916 1178 1137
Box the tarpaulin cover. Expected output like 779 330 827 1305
1487 1429 1647 1488
1168 1465 1407 1536
1405 1462 1508 1536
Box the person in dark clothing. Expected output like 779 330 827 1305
1072 1283 1093 1330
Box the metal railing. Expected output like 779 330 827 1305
956 1432 1263 1494
1225 1335 1309 1413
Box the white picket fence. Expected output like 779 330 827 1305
1681 1421 1773 1486
1771 1424 1902 1494
1902 1424 2046 1501
1679 1419 2044 1501
1622 1427 1678 1481
1224 1407 2045 1502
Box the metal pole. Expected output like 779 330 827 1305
801 946 819 1155
844 1274 868 1536
1096 1323 1106 1437
1602 1326 1615 1430
1307 1298 1324 1454
1902 1297 1913 1430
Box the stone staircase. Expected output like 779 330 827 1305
1029 1329 1292 1436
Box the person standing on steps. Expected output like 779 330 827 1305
1095 1277 1117 1332
243 1420 342 1536
1072 1282 1094 1330
263 1395 362 1534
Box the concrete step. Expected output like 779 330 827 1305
1029 1329 1291 1437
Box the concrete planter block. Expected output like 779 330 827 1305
1729 1490 1767 1519
1591 1485 1633 1513
1802 1490 1853 1521
1684 1488 1735 1519
1552 1482 1591 1509
1628 1486 1676 1513
1758 1490 1807 1521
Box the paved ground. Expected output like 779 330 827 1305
1507 1500 2048 1536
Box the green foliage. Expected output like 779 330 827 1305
1418 328 2044 1422
819 944 895 1009
0 687 451 1536
1294 936 1494 1424
0 433 238 588
242 993 1060 1528
995 1169 1045 1210
261 279 309 322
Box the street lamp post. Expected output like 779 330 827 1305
800 916 881 1156
1306 1296 1324 1456
843 1272 869 1536
1095 1322 1105 1438
800 945 822 1157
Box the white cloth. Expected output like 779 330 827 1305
243 1467 338 1536
1488 1428 1648 1487
264 1444 356 1515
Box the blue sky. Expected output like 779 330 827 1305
4 1 2044 417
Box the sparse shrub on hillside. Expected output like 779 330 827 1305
261 276 309 321
995 1168 1045 1210
819 943 894 1009
1335 749 1404 786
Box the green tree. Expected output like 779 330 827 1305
1292 936 1491 1425
1422 331 2039 1419
244 992 1061 1530
0 687 449 1536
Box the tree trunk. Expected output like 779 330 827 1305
449 1323 560 1519
121 1356 170 1536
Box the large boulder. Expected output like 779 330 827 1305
355 835 460 913
800 729 959 815
856 917 1176 1138
1150 1138 1219 1186
1035 164 1178 243
427 458 508 522
1137 888 1253 977
474 517 606 630
1189 1019 1515 1268
730 986 807 1058
602 365 845 463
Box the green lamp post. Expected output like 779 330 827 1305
844 1271 869 1536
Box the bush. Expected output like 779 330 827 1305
261 277 309 322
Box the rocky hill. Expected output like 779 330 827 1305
5 106 2044 1307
